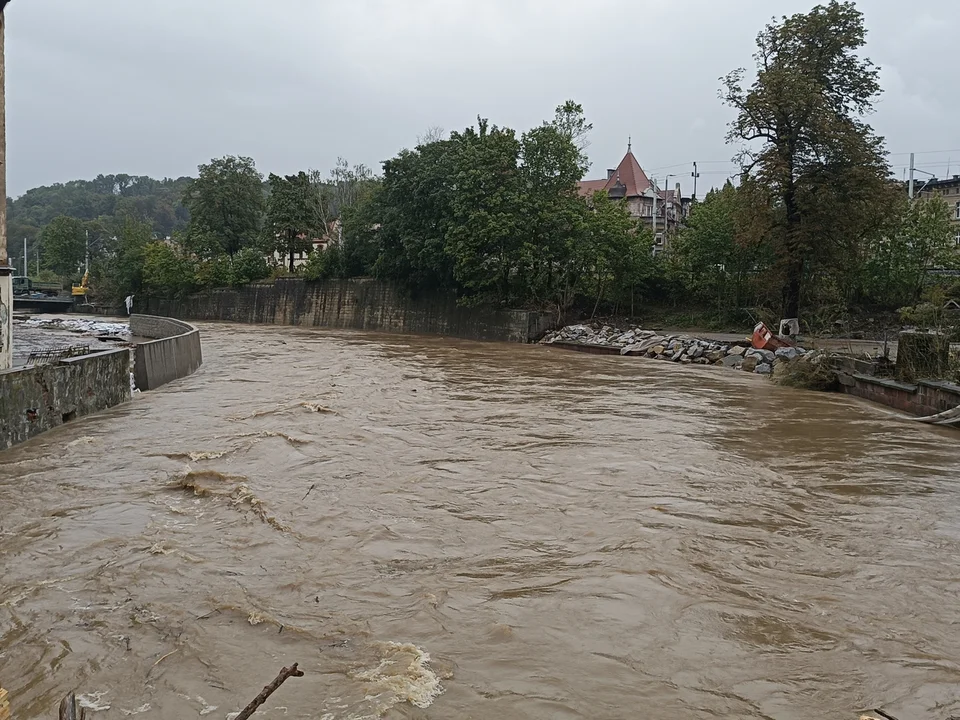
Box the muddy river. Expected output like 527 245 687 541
2 323 960 719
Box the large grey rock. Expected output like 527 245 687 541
740 356 759 373
689 345 704 359
755 363 773 375
775 346 801 361
636 336 666 353
751 349 776 364
721 355 742 368
727 345 748 356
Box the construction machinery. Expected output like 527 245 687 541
72 270 90 297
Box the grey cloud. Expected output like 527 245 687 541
6 0 956 197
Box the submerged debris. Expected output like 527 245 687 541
20 317 130 337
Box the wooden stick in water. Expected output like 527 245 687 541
58 692 86 720
234 663 304 720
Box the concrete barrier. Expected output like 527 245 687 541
0 348 131 451
841 374 960 417
130 315 203 391
140 278 556 343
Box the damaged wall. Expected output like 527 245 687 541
0 348 131 451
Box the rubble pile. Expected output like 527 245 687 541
19 317 130 337
541 323 807 375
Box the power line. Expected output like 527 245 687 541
888 148 960 157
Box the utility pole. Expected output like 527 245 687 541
0 4 12 370
85 229 90 274
22 237 25 275
908 152 915 199
691 162 700 200
664 174 675 234
651 177 658 237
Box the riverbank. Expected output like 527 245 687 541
543 322 960 425
541 323 807 375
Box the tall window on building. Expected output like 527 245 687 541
956 200 960 219
955 230 960 246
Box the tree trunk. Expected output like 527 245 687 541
288 232 295 273
781 181 803 320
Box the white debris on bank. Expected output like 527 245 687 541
19 317 130 337
541 323 806 375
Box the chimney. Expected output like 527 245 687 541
607 169 616 180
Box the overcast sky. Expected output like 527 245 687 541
6 0 956 198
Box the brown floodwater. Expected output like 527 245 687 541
2 322 960 720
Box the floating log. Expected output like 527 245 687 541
0 687 10 720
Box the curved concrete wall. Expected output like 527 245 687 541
141 278 555 343
130 315 202 391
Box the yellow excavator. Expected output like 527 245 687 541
71 271 89 297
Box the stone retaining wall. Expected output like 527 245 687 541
140 278 553 344
130 315 203 391
0 348 131 451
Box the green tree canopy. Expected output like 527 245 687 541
40 215 86 277
265 172 323 272
183 156 264 257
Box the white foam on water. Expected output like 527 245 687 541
197 696 218 716
120 704 151 716
189 451 227 461
77 691 111 711
352 641 443 711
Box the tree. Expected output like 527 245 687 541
863 196 957 308
265 172 323 272
667 183 771 313
90 216 153 301
550 100 593 156
311 158 376 229
183 156 264 257
230 246 270 286
374 140 458 291
445 120 525 304
142 241 198 298
722 1 890 326
338 180 382 277
40 215 86 277
580 191 647 316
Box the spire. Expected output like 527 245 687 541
627 136 632 153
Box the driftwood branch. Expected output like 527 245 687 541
233 663 304 720
58 693 86 720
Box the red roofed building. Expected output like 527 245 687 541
577 144 686 251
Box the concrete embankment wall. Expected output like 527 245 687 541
130 315 203 391
141 278 554 343
841 374 960 417
0 348 131 451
